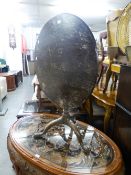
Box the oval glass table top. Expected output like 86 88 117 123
36 13 98 111
8 115 123 175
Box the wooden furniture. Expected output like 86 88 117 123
92 88 116 133
9 70 23 87
7 114 124 175
0 72 16 91
0 71 23 91
113 65 131 175
96 31 107 85
111 64 121 74
86 63 120 133
104 3 131 93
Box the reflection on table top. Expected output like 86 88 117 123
8 114 123 175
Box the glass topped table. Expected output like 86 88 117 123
7 114 124 175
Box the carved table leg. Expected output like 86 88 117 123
34 113 90 154
104 107 112 133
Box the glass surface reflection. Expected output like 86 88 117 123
12 115 114 173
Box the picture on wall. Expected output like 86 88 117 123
8 25 16 49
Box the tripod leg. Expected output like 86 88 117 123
34 116 63 139
66 119 89 154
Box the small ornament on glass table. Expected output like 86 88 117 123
8 25 16 49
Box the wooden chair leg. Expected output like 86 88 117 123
104 107 112 133
103 64 112 93
113 73 118 91
97 64 104 85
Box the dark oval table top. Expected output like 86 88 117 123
36 13 98 111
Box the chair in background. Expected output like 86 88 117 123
96 31 107 86
83 57 118 134
0 58 9 73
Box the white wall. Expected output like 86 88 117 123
6 24 23 71
0 24 23 71
0 25 7 59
